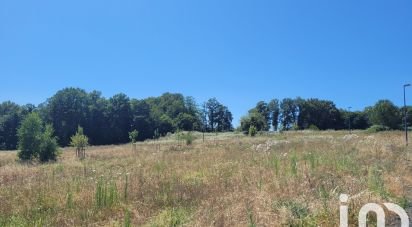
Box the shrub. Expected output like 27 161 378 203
249 126 257 137
70 126 89 159
17 113 43 160
308 124 319 131
149 207 190 226
39 125 59 162
128 130 139 143
366 125 389 133
17 113 59 162
181 132 195 145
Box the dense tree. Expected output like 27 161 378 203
130 99 154 140
204 98 233 132
17 112 59 162
297 99 342 130
240 110 267 133
0 102 25 150
253 101 270 131
367 100 401 129
4 86 412 151
268 99 280 131
44 88 89 146
147 93 186 120
341 110 370 130
157 114 174 135
39 125 59 162
183 96 202 130
216 105 233 131
175 113 198 131
205 98 220 132
85 91 109 145
17 113 43 160
200 103 208 132
280 98 299 130
107 93 132 144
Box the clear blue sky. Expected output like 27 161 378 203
1 0 411 126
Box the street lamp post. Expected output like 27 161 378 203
348 107 352 134
404 84 411 146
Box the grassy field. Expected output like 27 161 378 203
0 131 411 226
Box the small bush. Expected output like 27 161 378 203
308 124 319 131
39 125 59 162
249 126 257 137
366 125 389 133
149 207 190 227
128 130 139 143
17 113 59 162
182 132 195 145
17 113 43 161
70 126 89 159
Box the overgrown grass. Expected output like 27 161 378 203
0 131 410 226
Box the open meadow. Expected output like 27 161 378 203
1 131 412 226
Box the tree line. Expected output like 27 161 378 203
1 88 412 151
240 98 412 133
0 87 233 150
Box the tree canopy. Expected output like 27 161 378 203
0 87 410 150
0 88 234 149
239 98 404 133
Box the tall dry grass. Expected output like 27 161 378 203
0 131 410 226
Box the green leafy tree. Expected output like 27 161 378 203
44 88 89 146
297 99 342 130
240 111 267 133
39 125 59 162
280 98 299 130
204 98 233 132
184 96 202 130
157 114 174 135
253 101 270 131
128 130 139 143
205 98 220 132
17 113 59 162
107 93 132 144
0 101 26 150
340 110 370 130
367 100 401 129
17 113 43 160
85 91 109 145
268 99 280 131
130 99 155 140
70 126 89 159
175 113 198 131
216 105 233 131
